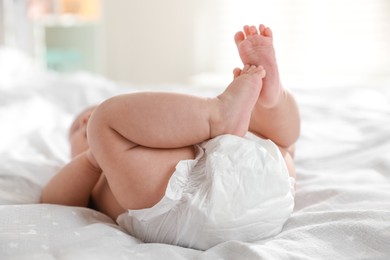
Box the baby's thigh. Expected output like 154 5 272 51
103 145 195 211
87 110 195 211
90 175 126 220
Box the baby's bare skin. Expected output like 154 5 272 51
235 24 300 151
41 64 268 216
235 24 281 108
86 65 266 211
41 24 301 222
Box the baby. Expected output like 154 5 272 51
41 24 300 249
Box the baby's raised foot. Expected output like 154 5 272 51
210 65 265 137
234 24 282 108
234 24 273 66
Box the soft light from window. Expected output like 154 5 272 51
193 0 390 87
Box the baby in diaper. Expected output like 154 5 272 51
41 24 300 249
117 133 295 250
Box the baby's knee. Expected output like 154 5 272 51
86 96 136 164
86 100 117 155
87 98 117 138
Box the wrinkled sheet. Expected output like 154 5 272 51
1 48 390 259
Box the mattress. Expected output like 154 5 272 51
1 48 390 259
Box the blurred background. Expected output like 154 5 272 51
0 0 389 88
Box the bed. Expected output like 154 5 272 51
1 47 390 260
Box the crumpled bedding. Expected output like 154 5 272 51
1 48 390 259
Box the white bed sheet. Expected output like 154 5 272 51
1 48 390 259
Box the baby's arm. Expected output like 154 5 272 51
40 150 101 207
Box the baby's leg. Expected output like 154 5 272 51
88 65 265 149
41 151 102 208
235 25 279 108
90 175 127 220
87 66 265 211
235 25 300 149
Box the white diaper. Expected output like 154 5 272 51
117 133 295 250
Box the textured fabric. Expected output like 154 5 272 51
1 48 390 260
